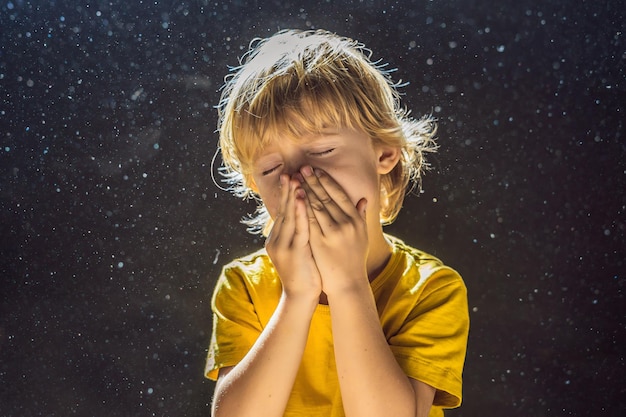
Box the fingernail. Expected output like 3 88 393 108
301 165 313 177
293 173 304 183
279 174 286 186
314 168 323 177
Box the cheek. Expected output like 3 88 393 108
326 168 380 206
255 180 282 219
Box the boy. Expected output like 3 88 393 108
205 29 469 417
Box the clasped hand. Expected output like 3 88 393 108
265 166 369 301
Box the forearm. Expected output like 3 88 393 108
328 285 416 417
212 293 317 417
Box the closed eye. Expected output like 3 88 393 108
262 164 282 176
311 148 335 156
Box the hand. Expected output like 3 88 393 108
299 166 369 296
265 174 322 301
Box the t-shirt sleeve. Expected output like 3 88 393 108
205 264 264 381
388 267 469 408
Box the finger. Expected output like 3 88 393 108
279 177 299 244
266 174 290 244
292 188 310 247
314 168 360 216
299 167 342 223
303 186 324 238
300 166 354 221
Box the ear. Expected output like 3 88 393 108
375 144 401 175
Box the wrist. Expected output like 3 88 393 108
323 273 371 301
325 283 379 323
281 290 320 312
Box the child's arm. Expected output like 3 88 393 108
212 175 321 417
301 167 433 417
327 287 435 417
212 292 317 417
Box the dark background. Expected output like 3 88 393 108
1 1 624 416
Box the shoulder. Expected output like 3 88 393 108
386 234 465 292
221 247 272 275
213 248 278 296
383 236 469 408
387 235 463 283
211 248 283 325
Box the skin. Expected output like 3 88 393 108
212 128 436 417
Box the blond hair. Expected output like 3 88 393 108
217 29 437 235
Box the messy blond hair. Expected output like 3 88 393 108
217 29 437 235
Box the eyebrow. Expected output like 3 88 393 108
306 131 340 142
255 152 281 163
255 130 341 157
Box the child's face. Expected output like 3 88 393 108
250 128 388 226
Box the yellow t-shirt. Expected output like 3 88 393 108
205 235 469 417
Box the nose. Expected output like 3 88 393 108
282 152 310 179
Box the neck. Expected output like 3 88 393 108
366 230 393 282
